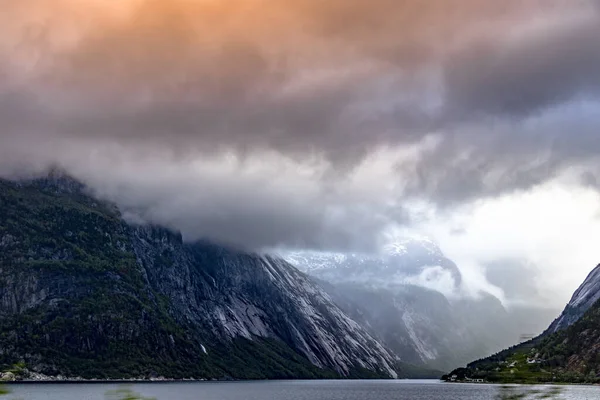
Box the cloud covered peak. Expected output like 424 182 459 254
1 0 600 307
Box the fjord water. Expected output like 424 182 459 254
7 380 600 400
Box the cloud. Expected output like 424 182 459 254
417 177 600 307
87 153 395 252
1 0 600 303
1 140 419 252
2 0 598 167
403 266 461 299
443 10 600 119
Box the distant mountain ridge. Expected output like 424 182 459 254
283 238 462 292
283 241 554 372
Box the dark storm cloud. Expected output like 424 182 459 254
401 106 600 206
1 0 600 251
443 13 600 118
6 0 597 161
69 150 404 252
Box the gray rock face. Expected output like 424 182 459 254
317 280 513 372
129 226 398 377
0 371 15 381
0 176 398 378
546 264 600 334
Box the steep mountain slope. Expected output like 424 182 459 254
447 264 600 384
0 175 399 380
284 244 549 372
546 264 600 333
318 282 498 372
534 300 600 381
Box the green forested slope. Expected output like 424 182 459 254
0 178 338 379
446 298 600 383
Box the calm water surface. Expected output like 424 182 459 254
7 380 600 400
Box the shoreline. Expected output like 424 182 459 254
3 379 249 385
5 380 205 385
444 381 600 387
4 378 440 385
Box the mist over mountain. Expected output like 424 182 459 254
1 0 600 310
283 236 461 295
283 238 559 371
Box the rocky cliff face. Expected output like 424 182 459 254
546 264 600 334
284 243 551 372
319 282 481 371
129 227 398 378
0 175 398 379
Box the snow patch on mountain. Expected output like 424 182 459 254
280 235 461 294
383 234 442 257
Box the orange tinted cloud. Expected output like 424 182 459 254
1 0 599 188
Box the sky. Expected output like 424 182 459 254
1 0 600 308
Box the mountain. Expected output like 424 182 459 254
534 298 600 382
0 174 401 380
282 243 548 372
284 237 462 291
546 264 600 334
317 281 503 372
446 264 600 384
